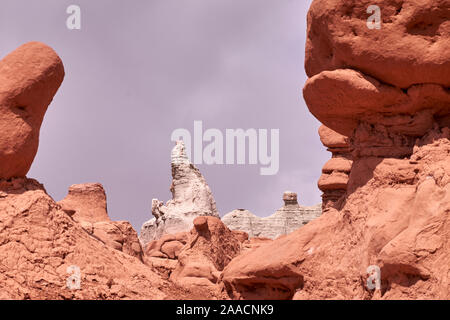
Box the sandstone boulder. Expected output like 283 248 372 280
0 42 64 179
304 69 450 137
145 232 189 260
306 0 450 88
170 216 242 289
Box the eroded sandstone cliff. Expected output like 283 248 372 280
222 192 321 239
220 0 450 300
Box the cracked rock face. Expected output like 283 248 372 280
140 141 219 246
0 42 64 179
304 69 450 138
222 192 322 239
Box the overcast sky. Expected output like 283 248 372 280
0 0 328 231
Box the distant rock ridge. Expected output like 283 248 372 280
140 141 220 246
222 191 322 239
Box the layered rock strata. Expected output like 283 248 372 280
140 141 219 246
318 125 353 210
222 192 321 239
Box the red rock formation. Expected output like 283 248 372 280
318 126 353 210
58 183 144 261
170 216 242 290
0 178 170 299
0 42 64 179
145 232 189 260
222 131 450 299
220 0 450 300
0 42 223 300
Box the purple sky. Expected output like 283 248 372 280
0 0 328 231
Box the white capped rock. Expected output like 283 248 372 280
222 192 321 239
140 141 219 246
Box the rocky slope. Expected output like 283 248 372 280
220 0 450 300
0 178 171 299
58 183 144 261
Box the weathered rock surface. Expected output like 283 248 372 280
305 0 450 89
318 125 353 210
140 141 219 245
144 217 247 292
58 183 109 222
222 131 450 300
0 42 65 179
221 0 450 300
145 232 189 260
170 216 242 290
304 69 450 137
0 178 172 299
58 183 143 261
222 192 321 239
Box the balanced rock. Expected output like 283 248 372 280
222 192 321 239
0 42 65 179
221 0 450 300
140 141 219 246
58 183 143 261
